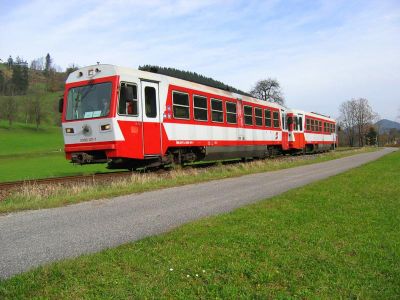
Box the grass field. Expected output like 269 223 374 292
0 151 398 299
0 121 110 182
0 121 62 156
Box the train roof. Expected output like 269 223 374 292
66 64 285 110
288 108 336 122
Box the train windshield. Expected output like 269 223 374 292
66 82 112 120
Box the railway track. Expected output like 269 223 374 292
0 171 135 200
0 149 356 201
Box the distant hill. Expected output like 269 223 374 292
376 119 400 133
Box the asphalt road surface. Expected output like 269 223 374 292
0 148 396 279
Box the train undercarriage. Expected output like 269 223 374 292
70 143 336 171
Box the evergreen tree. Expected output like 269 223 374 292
139 65 251 97
365 126 378 146
11 57 29 94
21 64 29 93
44 53 52 77
7 55 13 69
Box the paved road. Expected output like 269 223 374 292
0 148 396 279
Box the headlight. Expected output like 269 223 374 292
65 128 74 134
101 124 111 131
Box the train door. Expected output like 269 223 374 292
281 109 289 150
141 81 162 156
237 99 245 141
287 113 295 146
297 113 305 149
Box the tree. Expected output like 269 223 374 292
0 70 4 94
339 100 357 146
30 57 44 71
44 53 52 77
2 96 17 127
7 55 13 69
31 92 46 129
353 98 377 146
249 78 285 105
139 65 251 96
365 126 377 146
338 98 377 147
66 63 79 75
11 57 29 95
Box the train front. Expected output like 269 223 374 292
60 65 122 165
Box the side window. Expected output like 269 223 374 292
118 83 138 116
244 105 253 126
287 116 293 129
264 109 271 127
211 99 223 122
226 102 237 124
255 108 263 126
273 111 279 128
194 95 208 121
306 118 310 130
299 117 303 131
311 119 315 131
172 91 190 119
145 86 157 118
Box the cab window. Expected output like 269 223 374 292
118 83 138 116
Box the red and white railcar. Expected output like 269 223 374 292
286 109 337 153
60 64 336 169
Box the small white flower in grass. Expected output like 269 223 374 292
187 274 190 278
202 270 205 273
169 268 173 271
195 274 199 277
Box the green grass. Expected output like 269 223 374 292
0 150 398 299
0 153 111 182
0 121 110 182
0 148 376 213
0 121 62 156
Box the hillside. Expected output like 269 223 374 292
376 119 400 133
0 63 67 127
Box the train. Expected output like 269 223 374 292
59 64 337 170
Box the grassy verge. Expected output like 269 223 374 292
0 148 376 214
0 150 398 298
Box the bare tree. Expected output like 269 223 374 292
32 94 44 129
354 98 378 146
250 78 285 106
339 98 377 146
3 96 18 127
30 57 45 71
339 100 357 146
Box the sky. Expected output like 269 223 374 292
1 0 399 120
